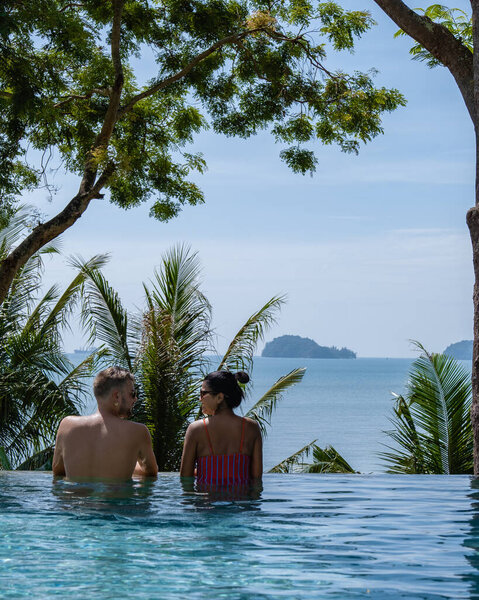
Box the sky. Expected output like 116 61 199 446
30 0 474 357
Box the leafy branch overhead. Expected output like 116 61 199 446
0 0 405 304
394 4 472 68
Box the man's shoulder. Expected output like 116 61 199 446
122 420 150 436
58 415 88 430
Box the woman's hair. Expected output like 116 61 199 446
203 370 250 409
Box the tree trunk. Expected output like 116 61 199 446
373 0 479 473
469 0 479 474
467 201 479 474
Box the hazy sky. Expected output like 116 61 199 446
32 0 473 357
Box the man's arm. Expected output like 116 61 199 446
52 420 67 477
133 425 158 477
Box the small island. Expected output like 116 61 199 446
262 335 356 359
443 340 473 360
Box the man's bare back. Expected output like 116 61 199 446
52 367 158 480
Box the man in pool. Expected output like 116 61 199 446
52 366 158 480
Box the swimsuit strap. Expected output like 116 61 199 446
239 417 246 453
202 418 214 455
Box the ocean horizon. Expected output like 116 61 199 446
67 355 474 473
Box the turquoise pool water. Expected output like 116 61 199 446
1 472 478 599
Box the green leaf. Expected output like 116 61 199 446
379 341 473 474
245 368 306 436
217 294 286 374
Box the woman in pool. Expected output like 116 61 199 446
180 370 263 485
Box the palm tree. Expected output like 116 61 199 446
79 244 306 470
0 207 107 469
379 342 473 474
270 342 473 475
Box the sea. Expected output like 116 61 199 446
68 355 473 474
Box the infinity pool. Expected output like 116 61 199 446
1 472 478 599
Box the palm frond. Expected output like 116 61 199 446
269 440 317 473
0 204 32 256
38 253 110 339
0 447 12 470
16 446 54 471
138 245 212 470
379 342 473 474
305 444 357 473
245 368 306 436
77 262 134 370
58 347 110 399
217 295 286 373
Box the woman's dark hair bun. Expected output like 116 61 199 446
235 371 250 385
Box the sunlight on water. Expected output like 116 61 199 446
1 472 478 599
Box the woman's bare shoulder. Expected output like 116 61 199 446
243 417 261 435
185 418 205 436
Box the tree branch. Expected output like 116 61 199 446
59 2 84 12
91 0 124 153
53 88 111 108
373 0 475 123
0 162 116 306
118 28 266 117
0 2 125 307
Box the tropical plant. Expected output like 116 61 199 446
79 243 306 470
379 342 473 474
371 0 479 473
269 440 356 474
0 207 108 470
270 341 473 475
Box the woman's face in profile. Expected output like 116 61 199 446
200 382 219 415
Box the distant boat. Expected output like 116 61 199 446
74 347 98 354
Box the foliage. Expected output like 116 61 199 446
138 246 212 469
0 207 107 469
380 342 473 474
269 439 356 473
245 368 306 436
0 0 405 293
394 4 472 68
80 243 305 470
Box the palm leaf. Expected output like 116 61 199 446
16 446 54 471
245 368 306 435
76 260 134 370
270 440 356 474
269 440 317 473
305 444 356 473
0 446 12 470
58 347 110 400
217 295 286 373
138 245 212 470
38 253 109 339
379 342 472 474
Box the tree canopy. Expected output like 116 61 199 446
0 0 404 304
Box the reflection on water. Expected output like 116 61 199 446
463 477 479 598
2 472 479 599
51 476 156 517
180 477 263 510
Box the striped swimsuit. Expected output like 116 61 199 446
196 417 251 486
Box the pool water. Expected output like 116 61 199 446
1 472 479 599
